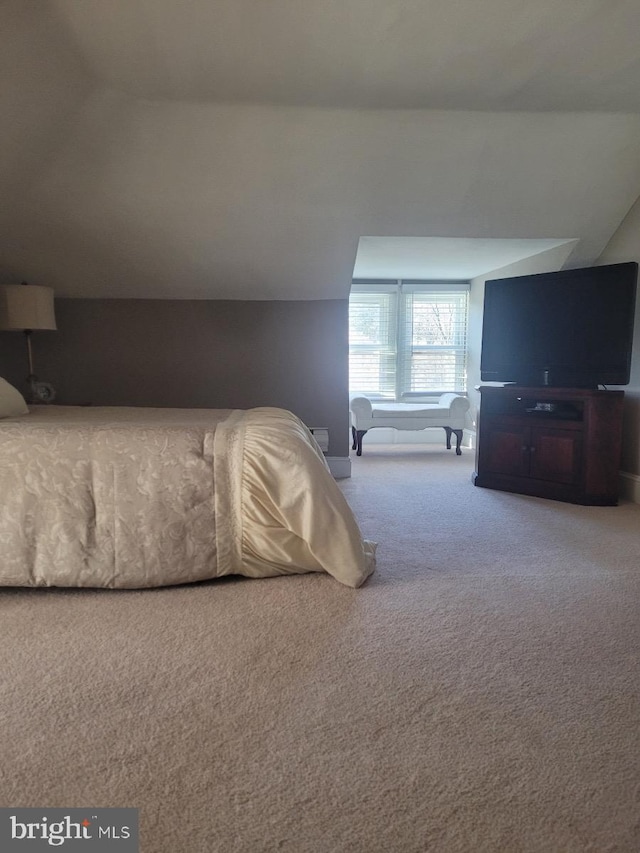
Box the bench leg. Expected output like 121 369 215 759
352 429 367 456
444 427 463 455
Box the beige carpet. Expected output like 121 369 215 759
2 444 640 852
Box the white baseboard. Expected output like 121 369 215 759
619 471 640 504
328 456 351 479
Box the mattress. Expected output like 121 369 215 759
0 405 376 588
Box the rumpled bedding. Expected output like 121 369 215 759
0 405 376 588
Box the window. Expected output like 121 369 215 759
349 281 469 399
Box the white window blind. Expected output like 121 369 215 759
349 281 469 399
348 285 397 398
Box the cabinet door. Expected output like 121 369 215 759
479 419 529 477
529 427 583 485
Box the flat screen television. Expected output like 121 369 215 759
480 262 638 388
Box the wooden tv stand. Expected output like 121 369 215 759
473 386 624 505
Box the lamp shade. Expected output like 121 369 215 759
0 284 57 331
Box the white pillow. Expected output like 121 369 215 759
0 377 29 418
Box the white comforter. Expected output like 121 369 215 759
0 406 376 588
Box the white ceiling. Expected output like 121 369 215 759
2 1 640 298
353 237 579 280
50 0 640 112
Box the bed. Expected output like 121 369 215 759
0 382 376 589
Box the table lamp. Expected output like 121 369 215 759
0 282 57 403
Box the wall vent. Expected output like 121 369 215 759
309 427 329 453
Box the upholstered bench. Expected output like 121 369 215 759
349 393 471 456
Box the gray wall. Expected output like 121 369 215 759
0 298 350 457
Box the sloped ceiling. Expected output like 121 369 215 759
352 237 579 280
3 0 640 299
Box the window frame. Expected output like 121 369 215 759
349 279 469 401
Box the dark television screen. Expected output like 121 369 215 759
480 262 638 387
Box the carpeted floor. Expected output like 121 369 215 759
2 444 640 852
